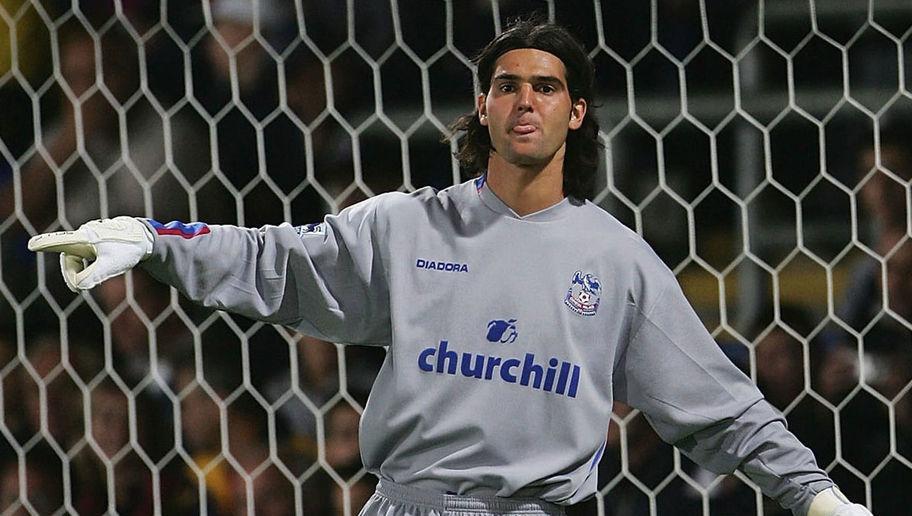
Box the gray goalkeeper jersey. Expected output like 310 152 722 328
140 176 833 514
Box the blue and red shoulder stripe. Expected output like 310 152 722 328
147 219 211 239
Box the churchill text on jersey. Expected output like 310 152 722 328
418 340 582 398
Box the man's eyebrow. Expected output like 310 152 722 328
492 73 566 86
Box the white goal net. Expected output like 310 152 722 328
0 0 910 514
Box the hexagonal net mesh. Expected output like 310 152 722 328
0 0 910 514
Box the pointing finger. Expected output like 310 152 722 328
27 231 95 259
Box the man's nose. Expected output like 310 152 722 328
516 84 534 111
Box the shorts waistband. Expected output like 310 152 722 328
375 479 566 515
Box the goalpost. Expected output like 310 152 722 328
0 0 909 514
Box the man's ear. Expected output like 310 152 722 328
569 97 587 130
477 93 488 126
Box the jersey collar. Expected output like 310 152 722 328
474 172 576 222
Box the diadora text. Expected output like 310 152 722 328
415 259 469 273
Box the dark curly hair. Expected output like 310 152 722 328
448 18 601 200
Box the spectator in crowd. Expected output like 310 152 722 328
265 337 381 462
18 334 83 450
90 382 131 460
282 48 357 212
755 320 806 410
0 27 210 230
225 446 296 516
0 444 64 514
92 269 193 387
0 26 127 228
832 122 912 485
265 335 339 457
0 329 26 441
225 393 272 473
191 0 327 226
594 401 688 515
841 121 912 337
752 308 841 485
172 353 236 514
74 381 158 515
0 453 18 513
324 401 363 473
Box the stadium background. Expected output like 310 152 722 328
0 0 910 514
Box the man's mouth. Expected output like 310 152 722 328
512 124 536 135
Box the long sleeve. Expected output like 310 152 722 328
138 196 391 345
612 266 833 515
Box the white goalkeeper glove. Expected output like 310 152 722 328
27 216 154 292
808 487 873 516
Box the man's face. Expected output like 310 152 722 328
478 48 586 169
886 239 912 322
858 145 911 230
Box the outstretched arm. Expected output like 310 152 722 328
28 198 391 345
613 265 870 516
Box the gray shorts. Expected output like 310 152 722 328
359 479 567 516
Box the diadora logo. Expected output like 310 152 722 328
415 258 469 273
565 270 601 316
486 319 517 343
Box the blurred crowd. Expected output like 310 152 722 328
0 0 909 515
593 125 912 515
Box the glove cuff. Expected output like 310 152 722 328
136 217 155 260
808 487 860 516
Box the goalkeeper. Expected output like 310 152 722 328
29 19 871 516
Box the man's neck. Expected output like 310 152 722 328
486 155 565 217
